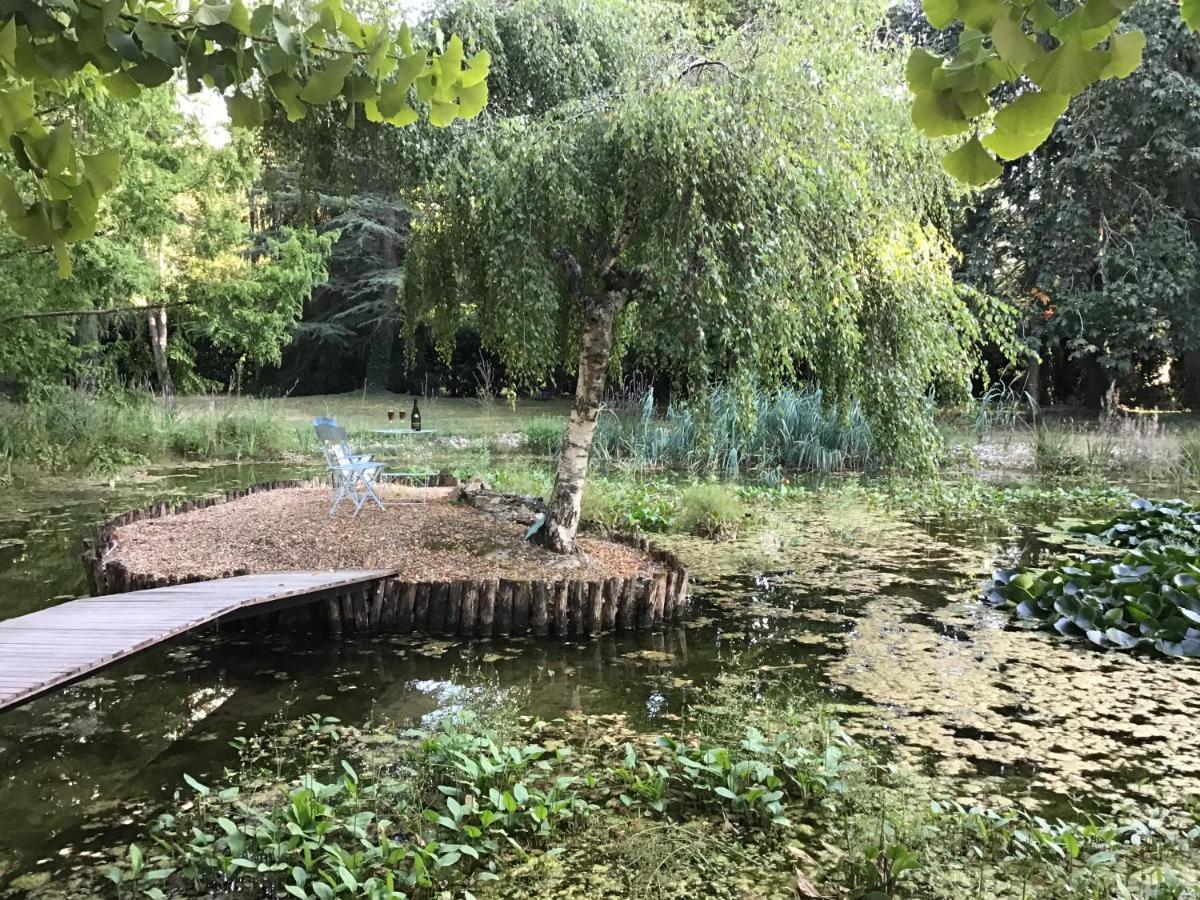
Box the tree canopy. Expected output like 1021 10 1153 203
908 0 1199 183
0 0 489 274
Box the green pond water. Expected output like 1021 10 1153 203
1 465 1199 894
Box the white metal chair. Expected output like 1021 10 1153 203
314 422 385 516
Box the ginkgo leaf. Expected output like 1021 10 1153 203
911 90 969 137
982 90 1068 159
1184 0 1200 31
1080 0 1135 29
990 15 1042 69
1024 40 1108 95
428 100 457 127
456 81 487 119
941 136 1002 185
268 74 308 121
1101 30 1145 79
226 91 265 127
922 0 960 29
299 54 355 104
905 48 944 92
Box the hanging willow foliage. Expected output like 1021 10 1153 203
406 0 1011 474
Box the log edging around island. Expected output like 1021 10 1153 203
79 479 690 637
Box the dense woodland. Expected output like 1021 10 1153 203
1 0 1193 431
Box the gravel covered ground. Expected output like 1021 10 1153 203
107 486 650 583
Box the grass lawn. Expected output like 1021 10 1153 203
174 392 572 439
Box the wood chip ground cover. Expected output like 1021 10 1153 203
106 487 650 583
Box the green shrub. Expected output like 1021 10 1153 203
522 417 566 456
489 466 553 499
581 477 679 532
675 483 745 540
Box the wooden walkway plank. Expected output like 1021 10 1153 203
0 569 393 713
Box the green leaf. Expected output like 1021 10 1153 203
982 90 1069 159
1080 0 1135 29
906 48 944 92
134 21 182 67
941 137 1002 185
226 91 264 127
428 100 457 127
989 15 1042 70
958 0 1003 30
1024 40 1108 95
911 90 968 137
456 81 487 119
82 150 120 193
129 58 175 87
1100 30 1145 79
922 0 960 29
0 19 17 68
268 74 307 121
1184 0 1200 31
183 773 210 796
103 71 142 99
299 54 355 104
0 84 35 141
228 0 251 35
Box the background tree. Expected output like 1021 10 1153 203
251 0 678 395
953 0 1200 407
407 0 998 553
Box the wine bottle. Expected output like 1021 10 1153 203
411 398 422 432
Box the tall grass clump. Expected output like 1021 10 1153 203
592 385 870 477
522 417 567 456
0 386 293 475
675 482 746 539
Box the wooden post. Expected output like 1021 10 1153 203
326 596 343 634
617 576 637 631
566 581 583 636
398 582 416 632
494 580 514 636
602 576 621 631
479 580 498 637
635 577 653 630
531 581 550 637
460 582 479 637
673 568 689 621
650 572 668 628
586 581 604 635
553 581 569 637
445 581 464 634
511 581 532 635
413 583 431 632
428 582 450 633
368 581 386 629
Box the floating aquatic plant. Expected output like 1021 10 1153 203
984 499 1200 659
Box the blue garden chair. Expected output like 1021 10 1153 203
313 422 385 516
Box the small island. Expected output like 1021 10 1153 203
82 480 689 638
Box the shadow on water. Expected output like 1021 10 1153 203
3 469 1200 891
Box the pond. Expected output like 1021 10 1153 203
1 466 1198 894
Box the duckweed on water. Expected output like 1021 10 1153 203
89 675 1199 900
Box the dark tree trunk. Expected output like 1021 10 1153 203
1176 351 1200 411
147 306 173 398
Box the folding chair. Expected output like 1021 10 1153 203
314 422 385 516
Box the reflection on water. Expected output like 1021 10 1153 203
2 469 1199 892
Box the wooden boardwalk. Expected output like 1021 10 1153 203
0 570 392 713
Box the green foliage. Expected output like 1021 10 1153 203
580 477 680 533
593 386 872 476
0 0 487 270
984 499 1200 658
407 0 1001 472
99 673 1200 900
954 1 1200 403
0 386 293 473
907 0 1194 180
521 417 566 456
675 483 746 540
